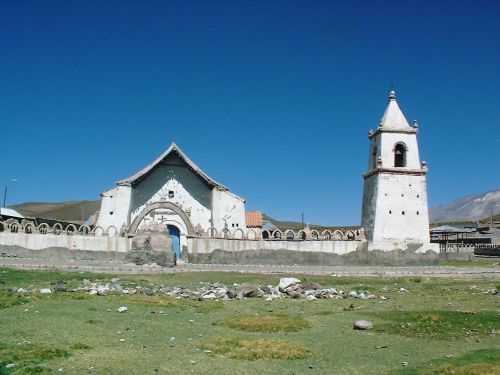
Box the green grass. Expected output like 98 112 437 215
0 267 500 374
392 349 500 375
439 259 500 268
0 342 70 374
373 310 500 339
0 291 31 309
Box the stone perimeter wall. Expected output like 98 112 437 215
188 237 362 255
0 231 362 255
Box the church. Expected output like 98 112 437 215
93 89 435 256
95 143 246 258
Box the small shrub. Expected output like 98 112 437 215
201 337 309 360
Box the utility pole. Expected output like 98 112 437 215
2 186 7 208
301 212 304 227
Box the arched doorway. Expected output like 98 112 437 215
129 201 194 261
167 224 181 259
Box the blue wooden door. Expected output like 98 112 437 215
167 225 181 259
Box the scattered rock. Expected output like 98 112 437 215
353 320 373 330
117 306 128 313
237 284 261 299
278 277 301 291
39 288 52 294
5 364 16 369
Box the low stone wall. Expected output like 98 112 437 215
188 238 362 255
188 248 440 266
0 232 131 252
0 245 127 264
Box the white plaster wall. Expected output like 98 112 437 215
189 238 362 255
370 173 430 244
96 185 132 230
379 132 421 169
211 189 246 232
0 232 131 252
362 128 432 249
129 162 212 232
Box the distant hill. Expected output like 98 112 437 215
10 200 100 224
431 189 500 223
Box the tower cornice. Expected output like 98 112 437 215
368 126 417 139
363 166 427 179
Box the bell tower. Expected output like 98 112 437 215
361 90 432 250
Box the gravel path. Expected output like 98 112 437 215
1 258 500 278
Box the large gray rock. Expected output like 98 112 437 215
278 277 301 291
132 230 172 252
353 320 373 330
129 229 175 267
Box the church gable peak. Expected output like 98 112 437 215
117 142 227 190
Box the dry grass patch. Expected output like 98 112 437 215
224 314 311 332
201 337 309 360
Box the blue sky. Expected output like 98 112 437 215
2 0 499 225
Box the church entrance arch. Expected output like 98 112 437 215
129 201 194 259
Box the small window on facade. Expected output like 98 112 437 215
109 211 114 215
168 190 175 198
417 211 420 215
231 223 235 228
401 193 404 197
402 211 405 215
389 210 392 214
236 223 239 228
394 143 407 167
384 193 388 197
417 194 420 198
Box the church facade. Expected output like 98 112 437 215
96 143 246 257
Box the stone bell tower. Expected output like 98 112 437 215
361 90 433 251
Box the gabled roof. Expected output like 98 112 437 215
379 90 413 130
117 142 228 190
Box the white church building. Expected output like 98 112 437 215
96 143 246 257
361 90 434 251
